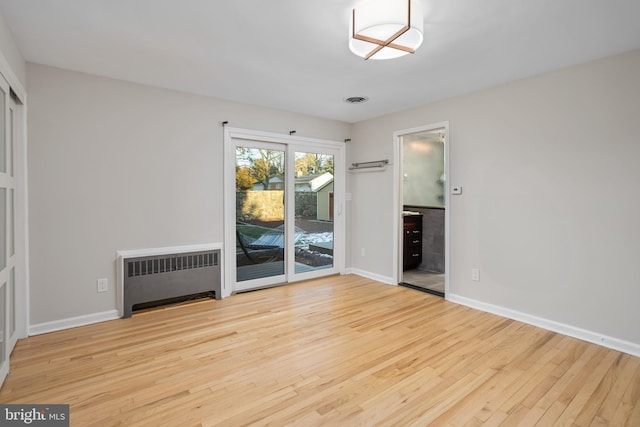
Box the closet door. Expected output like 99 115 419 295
7 91 18 352
0 69 20 389
0 72 10 384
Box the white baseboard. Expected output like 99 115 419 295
447 293 640 358
346 268 395 285
29 310 120 336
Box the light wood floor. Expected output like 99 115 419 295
402 270 445 294
1 275 639 426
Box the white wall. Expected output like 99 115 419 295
0 10 25 90
349 49 640 349
24 46 640 351
27 63 351 326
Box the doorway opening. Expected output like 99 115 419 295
394 123 449 297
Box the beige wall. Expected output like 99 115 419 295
349 49 640 347
27 63 350 325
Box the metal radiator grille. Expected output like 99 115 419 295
127 252 219 278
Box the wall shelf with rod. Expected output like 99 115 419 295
348 159 389 171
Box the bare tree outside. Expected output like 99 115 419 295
236 147 284 190
295 153 333 176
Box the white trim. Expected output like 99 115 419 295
346 268 395 285
29 310 120 336
393 122 450 294
447 293 640 358
116 242 224 317
116 242 223 259
225 127 345 149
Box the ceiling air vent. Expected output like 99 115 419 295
344 96 369 104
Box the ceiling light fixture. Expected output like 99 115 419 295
350 0 424 60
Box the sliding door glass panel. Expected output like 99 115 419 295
0 284 5 366
0 188 5 272
294 152 334 273
9 108 13 177
10 268 14 336
235 146 286 282
0 86 4 173
9 189 13 257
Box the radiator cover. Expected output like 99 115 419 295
123 249 221 318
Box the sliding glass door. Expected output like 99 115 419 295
224 129 344 295
292 150 335 274
234 142 287 291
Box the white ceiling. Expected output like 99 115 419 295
1 0 639 123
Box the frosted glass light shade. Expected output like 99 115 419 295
350 0 424 60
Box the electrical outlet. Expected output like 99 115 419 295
471 269 480 282
97 278 108 293
361 247 366 257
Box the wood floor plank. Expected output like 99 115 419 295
1 274 638 426
606 361 640 427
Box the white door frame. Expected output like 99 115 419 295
223 127 345 296
392 121 450 296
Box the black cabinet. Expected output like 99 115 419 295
403 214 423 270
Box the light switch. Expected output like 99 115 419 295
452 186 462 195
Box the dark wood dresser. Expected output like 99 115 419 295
403 214 423 270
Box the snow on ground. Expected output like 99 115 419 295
296 232 333 248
